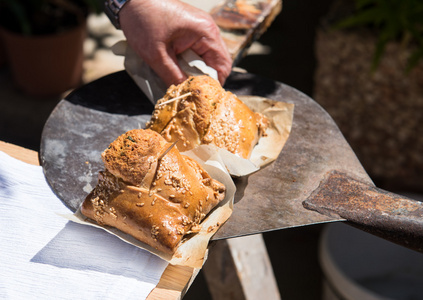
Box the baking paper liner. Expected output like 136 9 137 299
64 97 292 266
190 96 294 176
66 41 294 267
112 40 294 176
240 95 294 169
65 149 235 268
112 40 218 104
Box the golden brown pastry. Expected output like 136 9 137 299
81 129 226 254
146 75 268 159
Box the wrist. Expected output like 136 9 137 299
104 0 132 29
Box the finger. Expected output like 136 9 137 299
146 46 188 87
205 53 232 85
191 38 233 85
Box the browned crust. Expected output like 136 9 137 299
147 75 268 159
147 76 225 137
101 129 167 186
81 129 226 254
203 91 262 159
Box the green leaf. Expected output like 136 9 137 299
334 0 423 72
1 0 32 34
336 8 385 29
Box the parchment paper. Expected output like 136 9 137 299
66 149 235 268
112 41 218 103
112 40 294 176
67 40 294 267
240 95 294 169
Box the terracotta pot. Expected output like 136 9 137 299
0 23 87 97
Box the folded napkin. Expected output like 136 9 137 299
0 151 168 300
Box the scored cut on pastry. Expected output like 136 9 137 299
81 129 226 254
146 75 268 159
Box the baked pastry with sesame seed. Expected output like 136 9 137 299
80 129 226 254
146 75 268 159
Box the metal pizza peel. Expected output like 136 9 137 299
40 71 423 251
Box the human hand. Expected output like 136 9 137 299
119 0 233 87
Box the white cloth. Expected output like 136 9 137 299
0 151 168 299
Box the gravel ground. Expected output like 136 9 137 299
314 29 423 193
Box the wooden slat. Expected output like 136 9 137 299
203 235 280 300
147 265 200 300
0 141 39 166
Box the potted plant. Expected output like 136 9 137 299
334 0 423 72
0 0 101 96
313 0 423 192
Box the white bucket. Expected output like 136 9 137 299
319 222 423 300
